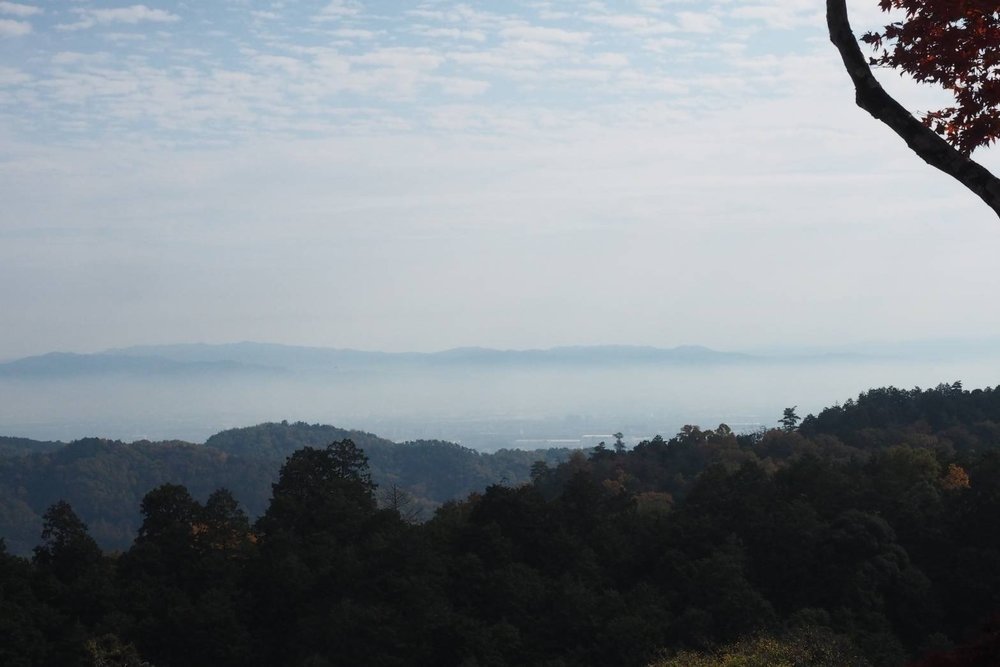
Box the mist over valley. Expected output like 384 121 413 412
3 340 998 448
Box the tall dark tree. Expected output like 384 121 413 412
256 439 377 541
197 488 252 554
33 501 102 585
780 406 801 432
30 502 111 665
0 538 51 666
250 440 410 666
33 501 112 627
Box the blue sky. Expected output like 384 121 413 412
2 1 999 359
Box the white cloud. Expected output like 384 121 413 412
252 54 304 73
635 0 692 12
436 77 490 97
332 28 377 40
0 17 29 36
57 5 179 31
591 52 628 68
51 51 93 65
500 25 590 45
411 26 487 42
0 2 40 17
100 32 148 43
729 0 822 30
352 47 444 70
0 65 30 84
583 13 677 35
4 0 1000 365
405 5 513 32
536 9 570 20
642 37 690 53
677 11 721 33
313 0 362 22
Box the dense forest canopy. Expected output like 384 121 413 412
3 382 1000 665
0 422 572 555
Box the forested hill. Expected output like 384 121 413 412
204 421 394 459
0 422 572 554
0 436 62 458
4 382 1000 666
799 381 1000 440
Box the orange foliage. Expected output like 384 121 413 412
941 463 971 490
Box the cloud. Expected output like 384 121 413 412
3 0 844 143
313 0 362 22
583 13 677 35
436 77 490 97
677 11 721 33
57 5 180 31
405 5 512 32
635 0 695 12
6 0 1000 363
90 5 179 24
250 10 280 21
642 37 690 53
500 25 591 45
409 26 487 42
332 28 378 40
0 65 30 84
591 52 628 68
728 0 822 30
0 17 29 36
51 51 93 65
351 46 444 70
0 1 40 17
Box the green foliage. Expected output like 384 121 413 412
780 406 800 432
2 383 1000 665
256 440 378 542
204 421 388 461
0 437 272 553
0 436 62 458
0 423 573 554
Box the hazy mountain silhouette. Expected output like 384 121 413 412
0 351 284 378
2 343 761 379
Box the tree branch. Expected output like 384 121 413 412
826 0 1000 218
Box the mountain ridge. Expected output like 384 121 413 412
5 337 1000 380
0 342 759 377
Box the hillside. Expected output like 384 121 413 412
0 436 63 458
0 422 571 554
4 382 1000 666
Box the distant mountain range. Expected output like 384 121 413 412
2 338 1000 379
0 351 285 378
0 342 760 379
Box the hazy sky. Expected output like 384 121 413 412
2 0 999 360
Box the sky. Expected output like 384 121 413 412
2 0 1000 360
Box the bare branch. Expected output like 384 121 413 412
826 0 1000 218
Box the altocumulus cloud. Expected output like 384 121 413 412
0 17 29 36
0 1 40 17
2 0 1000 360
57 4 179 31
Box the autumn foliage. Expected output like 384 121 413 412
861 0 1000 155
941 463 971 490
